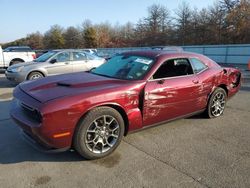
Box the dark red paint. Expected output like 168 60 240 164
10 51 241 150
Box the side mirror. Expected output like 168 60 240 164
50 59 57 64
157 79 165 84
88 67 96 72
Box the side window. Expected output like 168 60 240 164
153 58 193 79
190 58 207 74
86 53 95 60
72 52 87 61
55 52 70 62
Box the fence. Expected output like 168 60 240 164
97 44 250 65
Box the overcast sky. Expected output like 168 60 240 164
0 0 215 43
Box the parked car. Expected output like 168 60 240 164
151 46 183 52
10 50 241 159
5 49 105 83
82 49 98 55
0 45 36 68
96 51 117 61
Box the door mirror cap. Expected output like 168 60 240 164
50 59 57 64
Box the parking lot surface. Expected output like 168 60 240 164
0 71 250 188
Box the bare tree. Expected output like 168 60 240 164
83 27 97 48
43 25 65 49
219 0 240 12
63 26 82 48
174 1 192 45
135 4 171 46
225 0 250 43
95 22 113 47
26 32 44 49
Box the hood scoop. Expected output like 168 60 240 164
57 82 72 87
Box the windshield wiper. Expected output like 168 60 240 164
90 72 113 78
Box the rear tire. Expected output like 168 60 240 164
27 71 44 80
74 107 124 160
206 88 227 118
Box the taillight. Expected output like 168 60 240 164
32 54 36 59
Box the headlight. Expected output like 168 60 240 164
10 66 24 73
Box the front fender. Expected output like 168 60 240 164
25 68 48 80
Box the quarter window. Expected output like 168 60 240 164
153 58 193 79
190 58 207 73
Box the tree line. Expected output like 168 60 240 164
2 0 250 49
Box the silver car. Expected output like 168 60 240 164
5 49 106 83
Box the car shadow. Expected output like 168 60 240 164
186 113 206 119
0 99 85 164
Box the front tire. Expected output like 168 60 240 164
206 88 227 118
74 107 125 159
28 71 44 80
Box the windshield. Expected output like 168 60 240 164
34 51 57 62
91 55 154 80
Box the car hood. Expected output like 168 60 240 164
19 72 133 103
8 61 45 69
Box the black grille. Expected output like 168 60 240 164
20 102 42 123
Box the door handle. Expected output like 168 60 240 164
64 62 69 65
192 80 199 84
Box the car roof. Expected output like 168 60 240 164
121 50 201 59
51 49 91 53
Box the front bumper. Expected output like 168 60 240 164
5 70 26 83
21 130 70 153
10 99 53 149
10 90 72 151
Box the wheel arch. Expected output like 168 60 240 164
206 84 228 110
217 84 228 96
10 58 25 65
105 104 129 136
73 103 129 143
209 84 228 99
206 85 228 118
26 70 45 80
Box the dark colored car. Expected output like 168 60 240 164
10 50 241 159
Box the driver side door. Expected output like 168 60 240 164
143 58 204 126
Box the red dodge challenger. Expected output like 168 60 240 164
10 50 241 159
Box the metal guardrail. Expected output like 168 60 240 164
182 44 250 64
97 44 250 65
